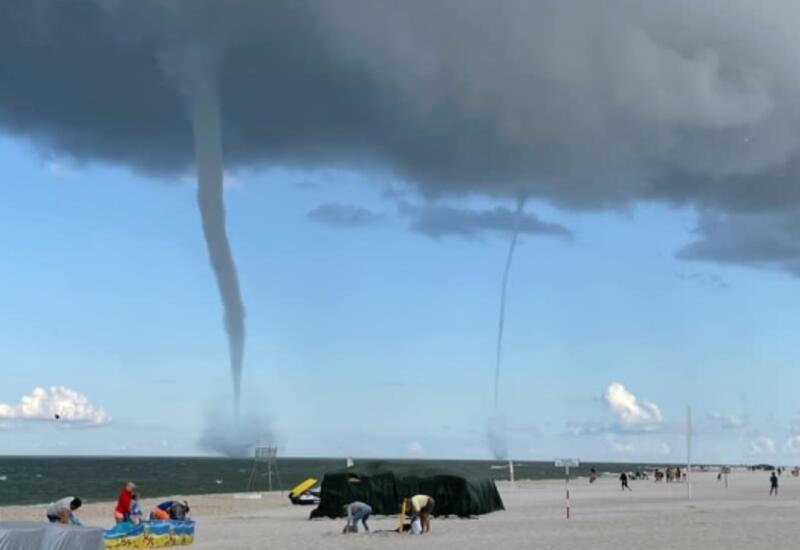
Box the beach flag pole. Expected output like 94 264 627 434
555 458 579 519
687 406 692 500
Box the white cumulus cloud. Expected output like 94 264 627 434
605 383 663 429
785 436 800 454
0 386 110 426
708 412 745 430
607 436 635 454
406 440 425 457
654 441 672 455
750 436 776 456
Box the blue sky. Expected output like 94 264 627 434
2 135 800 464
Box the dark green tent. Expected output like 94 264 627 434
309 462 505 519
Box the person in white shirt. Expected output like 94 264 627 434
46 496 83 525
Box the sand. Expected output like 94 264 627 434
1 471 797 549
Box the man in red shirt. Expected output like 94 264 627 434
114 481 136 523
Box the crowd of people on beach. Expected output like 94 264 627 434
609 466 687 491
607 464 793 499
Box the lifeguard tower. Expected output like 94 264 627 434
247 446 283 493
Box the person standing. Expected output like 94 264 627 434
619 472 631 491
342 501 372 533
46 497 82 525
114 481 136 523
770 471 779 496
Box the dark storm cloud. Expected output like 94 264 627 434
2 0 799 206
400 202 571 240
678 210 800 277
674 271 729 289
4 0 800 273
307 203 382 228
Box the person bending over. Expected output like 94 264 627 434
342 501 372 533
46 497 82 526
151 500 191 521
405 494 435 533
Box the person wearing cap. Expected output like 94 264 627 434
114 482 137 523
46 496 83 525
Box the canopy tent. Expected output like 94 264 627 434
309 462 505 519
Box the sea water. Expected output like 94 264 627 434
0 456 656 506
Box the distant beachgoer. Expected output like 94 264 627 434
675 467 681 482
406 495 435 533
770 472 779 496
46 496 82 525
589 467 597 484
342 501 372 533
115 481 136 523
619 472 631 491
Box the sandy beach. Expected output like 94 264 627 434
1 471 796 549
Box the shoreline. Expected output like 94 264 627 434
3 456 740 507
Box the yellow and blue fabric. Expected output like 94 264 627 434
103 520 195 548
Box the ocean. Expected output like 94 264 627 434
0 456 657 506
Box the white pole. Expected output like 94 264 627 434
687 406 692 500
